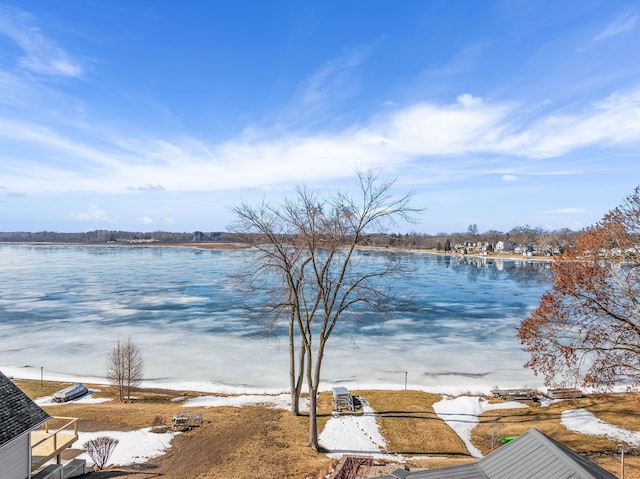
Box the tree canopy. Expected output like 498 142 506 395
518 186 640 388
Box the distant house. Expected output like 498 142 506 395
494 241 515 252
380 428 617 479
0 371 84 479
0 371 50 479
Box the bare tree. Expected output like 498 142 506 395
83 436 119 470
518 186 640 388
231 171 417 450
106 337 144 402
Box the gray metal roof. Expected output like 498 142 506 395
379 428 618 479
0 371 50 447
478 428 617 479
388 463 488 479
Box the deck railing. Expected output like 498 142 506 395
31 416 79 471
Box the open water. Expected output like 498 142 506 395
0 244 552 393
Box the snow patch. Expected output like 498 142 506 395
561 408 640 446
433 396 528 458
75 428 177 467
319 397 396 460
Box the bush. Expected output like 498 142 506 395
83 436 119 470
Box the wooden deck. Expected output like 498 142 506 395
31 417 79 471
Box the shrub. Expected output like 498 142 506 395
83 436 119 470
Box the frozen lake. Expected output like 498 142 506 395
0 244 552 394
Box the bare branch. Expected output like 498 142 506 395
230 170 417 449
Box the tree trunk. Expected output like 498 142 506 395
289 310 297 415
294 343 305 415
305 337 319 449
308 386 319 450
308 342 325 451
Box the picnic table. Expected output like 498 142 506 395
172 412 204 431
332 387 355 412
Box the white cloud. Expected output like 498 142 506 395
70 205 118 222
457 93 483 108
373 94 509 157
594 11 637 41
127 184 166 192
544 208 586 215
136 216 153 225
493 90 640 158
0 6 84 77
3 88 640 197
501 174 519 182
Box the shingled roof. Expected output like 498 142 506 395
383 428 618 479
0 371 50 447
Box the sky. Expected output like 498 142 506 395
1 1 640 234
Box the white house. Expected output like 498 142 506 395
0 371 84 479
0 371 51 479
495 241 515 252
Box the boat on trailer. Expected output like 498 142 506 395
53 383 88 402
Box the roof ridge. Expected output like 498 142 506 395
0 370 51 447
480 428 617 479
525 428 617 479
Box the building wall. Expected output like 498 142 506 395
0 433 30 479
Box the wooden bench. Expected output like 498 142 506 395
547 388 584 399
490 388 536 401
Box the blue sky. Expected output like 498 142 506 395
1 1 639 234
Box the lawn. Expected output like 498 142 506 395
15 380 640 478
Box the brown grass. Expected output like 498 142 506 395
362 390 476 469
472 394 640 479
15 380 640 478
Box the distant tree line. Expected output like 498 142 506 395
0 230 237 244
0 225 580 254
364 224 580 255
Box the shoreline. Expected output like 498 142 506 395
1 364 533 397
1 240 554 261
6 363 637 400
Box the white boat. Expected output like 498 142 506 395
53 383 88 402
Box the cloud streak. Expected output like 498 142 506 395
594 11 637 41
2 88 640 197
0 6 84 77
544 208 587 215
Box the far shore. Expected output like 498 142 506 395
1 240 555 261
